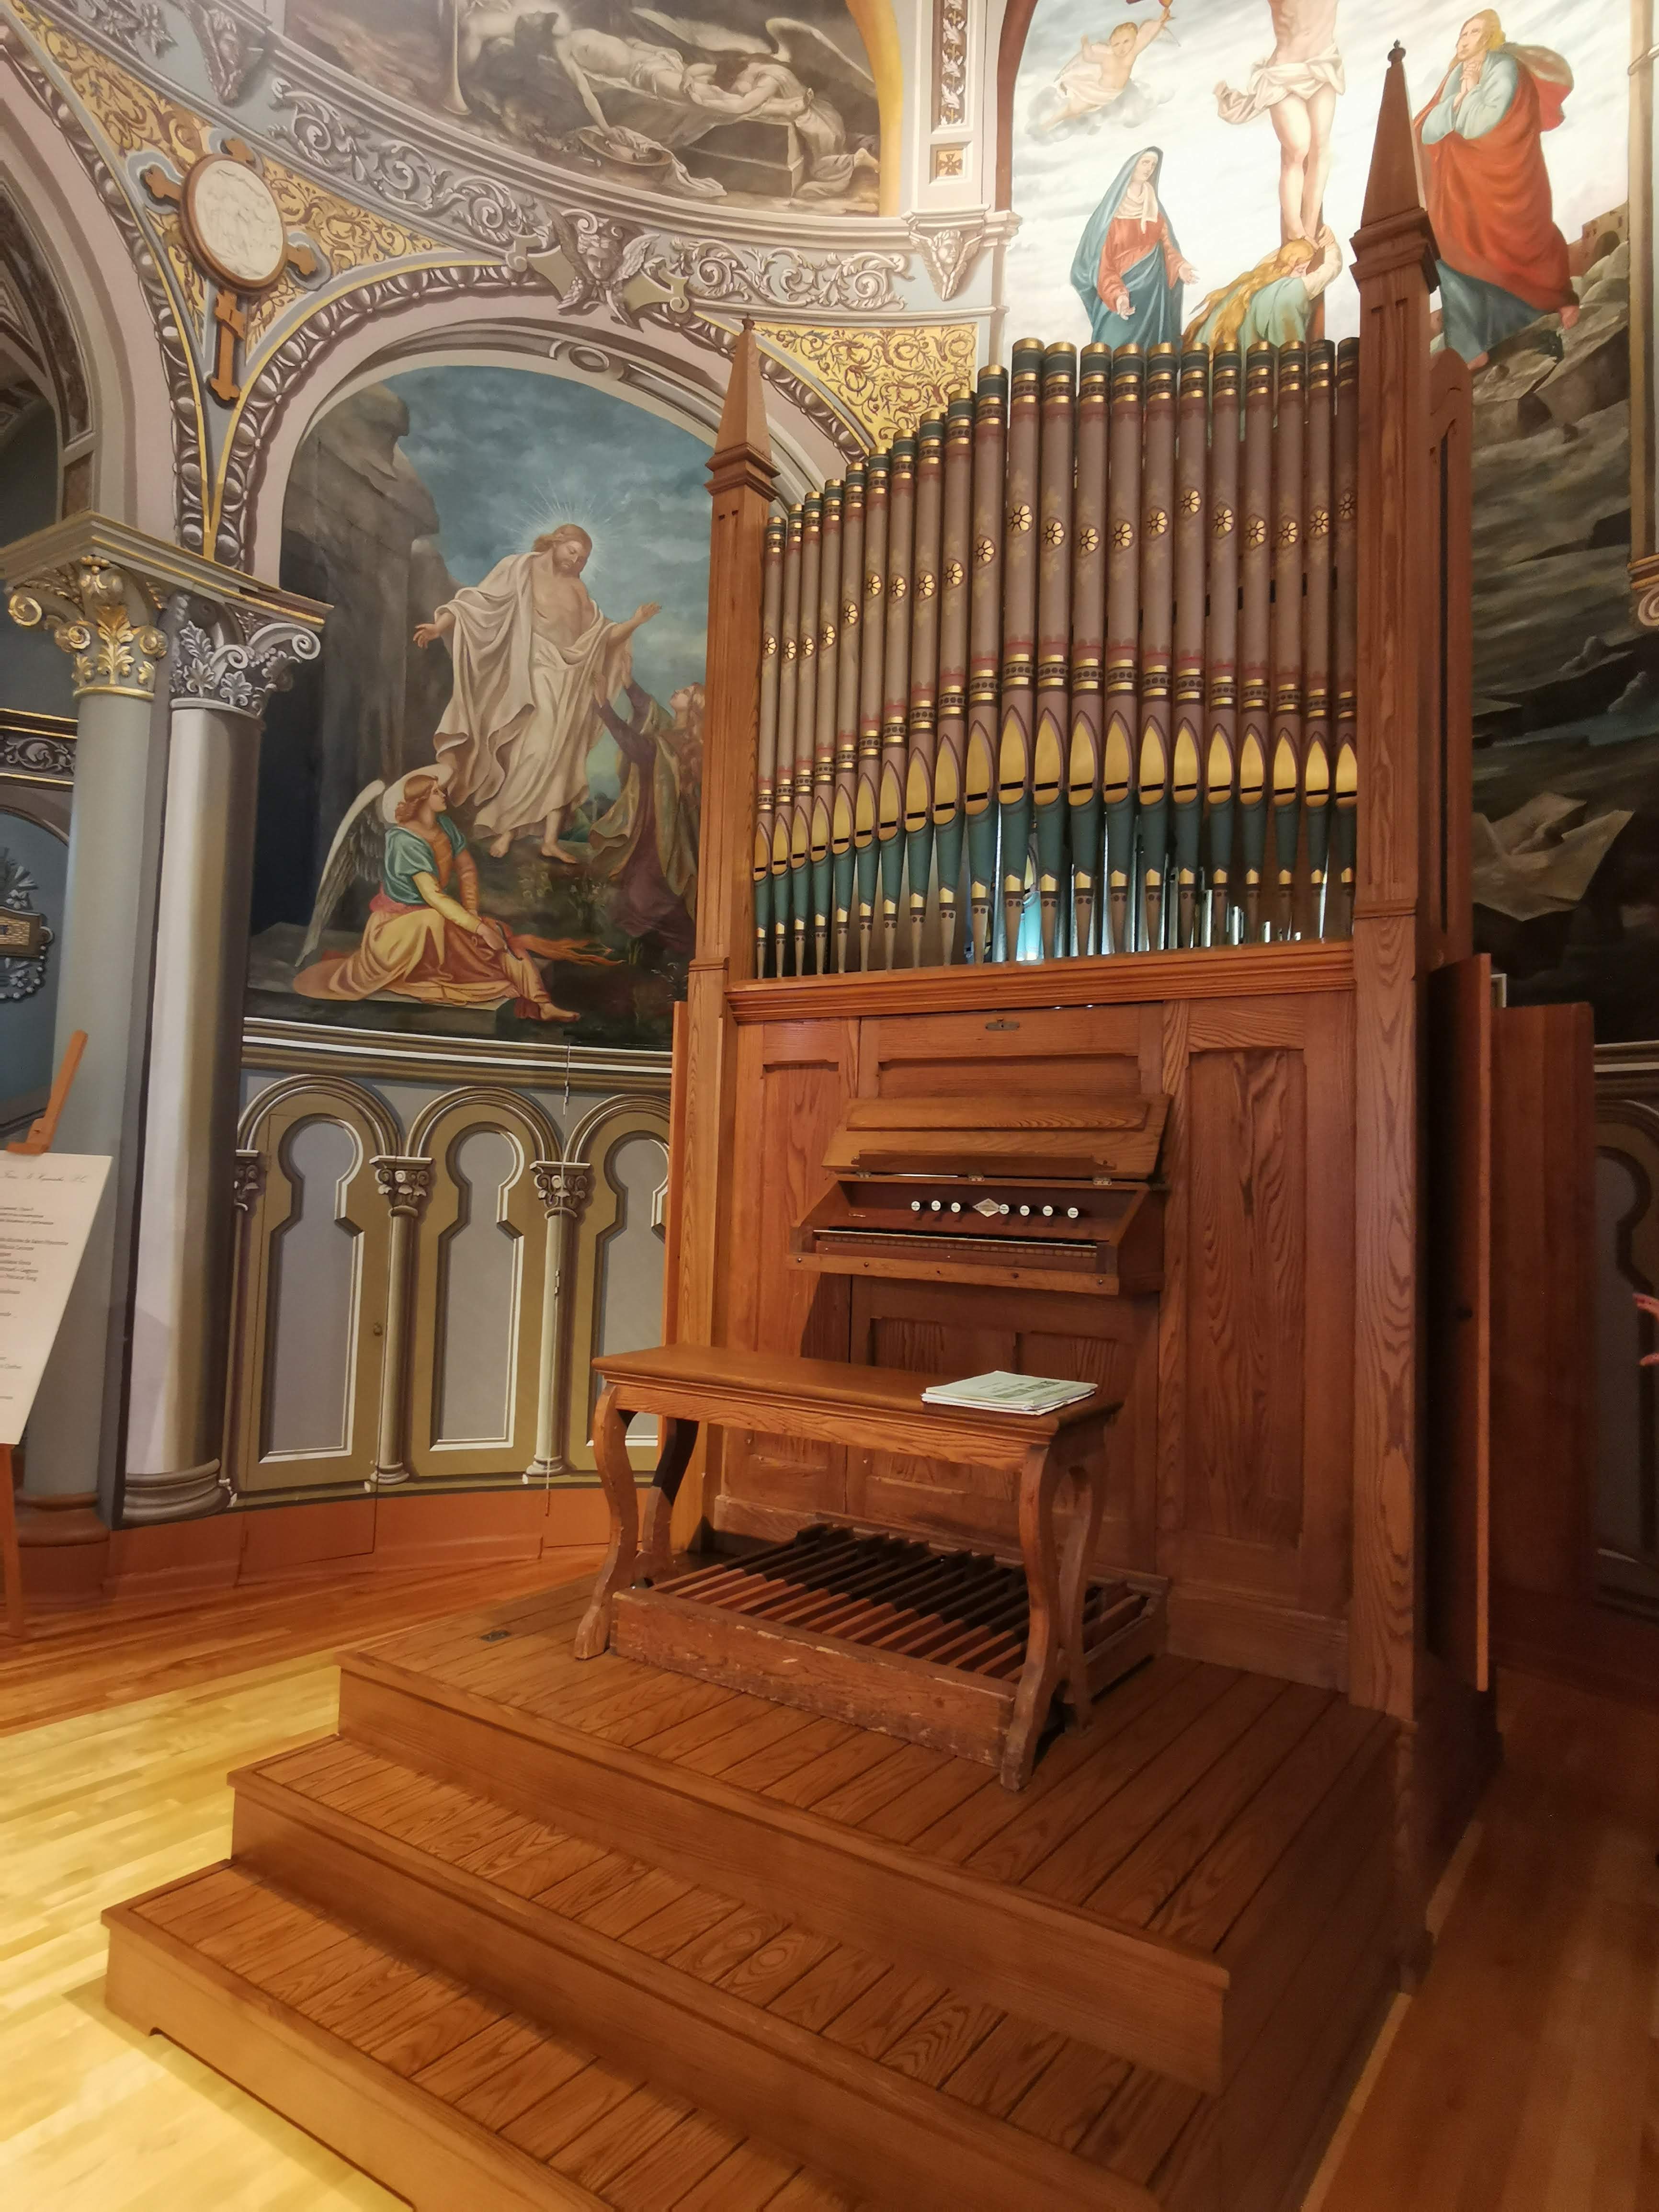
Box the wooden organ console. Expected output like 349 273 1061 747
105 53 1508 2212
791 1091 1168 1295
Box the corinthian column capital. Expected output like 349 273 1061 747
1 513 327 709
171 609 322 719
7 555 168 701
533 1159 596 1220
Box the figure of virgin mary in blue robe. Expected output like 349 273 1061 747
1070 147 1193 349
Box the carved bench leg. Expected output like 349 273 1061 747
637 1415 698 1585
573 1383 639 1659
1002 1444 1066 1790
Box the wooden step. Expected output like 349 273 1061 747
104 1864 864 2212
336 1585 1393 2098
610 1527 1163 1770
229 1738 1215 2212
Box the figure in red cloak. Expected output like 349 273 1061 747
1415 10 1579 370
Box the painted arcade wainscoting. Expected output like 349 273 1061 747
18 1022 672 1605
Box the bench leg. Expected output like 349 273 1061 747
637 1416 698 1585
1002 1444 1067 1790
574 1384 639 1659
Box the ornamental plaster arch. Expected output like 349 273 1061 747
0 49 174 538
240 299 848 576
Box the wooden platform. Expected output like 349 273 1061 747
104 1574 1401 2212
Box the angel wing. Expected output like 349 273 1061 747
297 780 384 969
763 16 874 96
631 8 771 57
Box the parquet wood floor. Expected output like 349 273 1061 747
0 1553 598 1736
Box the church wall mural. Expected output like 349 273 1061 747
1007 0 1651 1038
285 0 884 212
250 365 711 1049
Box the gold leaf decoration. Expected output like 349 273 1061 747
754 322 978 449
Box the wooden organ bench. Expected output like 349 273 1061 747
575 1341 1164 1786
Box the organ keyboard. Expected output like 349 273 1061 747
789 1091 1167 1294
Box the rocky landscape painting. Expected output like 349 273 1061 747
286 0 882 212
1010 0 1650 1035
251 365 711 1048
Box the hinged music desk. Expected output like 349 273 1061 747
573 1343 1162 1787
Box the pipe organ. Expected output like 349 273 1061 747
104 56 1521 2212
753 335 1361 977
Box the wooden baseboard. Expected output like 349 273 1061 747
1493 1578 1659 1710
49 1486 612 1607
1165 1585 1349 1691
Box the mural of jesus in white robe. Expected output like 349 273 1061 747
414 523 661 860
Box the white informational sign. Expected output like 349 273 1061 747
0 1152 111 1448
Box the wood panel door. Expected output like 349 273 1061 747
1424 954 1492 1691
1155 990 1355 1688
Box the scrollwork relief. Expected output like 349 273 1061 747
270 80 545 253
0 725 75 781
648 238 904 314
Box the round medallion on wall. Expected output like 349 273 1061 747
182 155 288 291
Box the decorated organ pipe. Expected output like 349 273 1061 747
999 340 1043 961
773 504 803 975
1205 350 1242 946
1238 344 1275 939
967 365 1007 964
755 514 784 970
1104 346 1144 955
811 481 841 972
934 390 974 961
1172 346 1208 949
1332 339 1360 939
1034 343 1075 961
1270 342 1306 941
1303 343 1335 935
1137 343 1178 953
855 451 888 966
792 493 821 972
880 435 916 966
906 414 945 965
832 463 864 970
1069 343 1109 958
750 336 1371 975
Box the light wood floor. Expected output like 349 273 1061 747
2 1569 1655 2210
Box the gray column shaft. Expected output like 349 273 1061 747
23 686 169 1501
123 704 261 1515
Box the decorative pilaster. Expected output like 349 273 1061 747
371 1155 434 1485
527 1160 595 1480
1349 46 1438 1724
